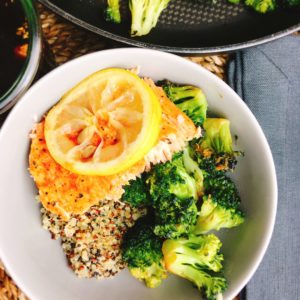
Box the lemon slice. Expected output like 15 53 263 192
44 68 162 176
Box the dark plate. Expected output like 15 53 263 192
39 0 300 54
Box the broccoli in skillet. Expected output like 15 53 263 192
230 0 300 14
245 0 277 13
146 152 199 239
122 215 167 288
129 0 171 36
158 80 208 127
227 0 276 13
105 0 121 23
282 0 300 6
162 234 227 300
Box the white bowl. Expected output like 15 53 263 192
0 48 277 300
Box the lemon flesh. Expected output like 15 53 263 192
44 68 162 176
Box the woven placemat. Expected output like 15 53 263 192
0 4 229 300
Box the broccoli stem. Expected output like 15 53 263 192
106 0 121 23
129 0 171 37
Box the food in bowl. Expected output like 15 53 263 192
29 67 245 300
0 0 41 113
0 0 28 97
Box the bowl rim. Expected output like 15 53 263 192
0 48 278 300
0 0 42 113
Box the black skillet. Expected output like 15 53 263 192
39 0 300 55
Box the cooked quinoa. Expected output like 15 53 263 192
42 200 146 279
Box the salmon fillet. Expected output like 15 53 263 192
29 79 200 220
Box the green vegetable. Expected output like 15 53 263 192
227 0 240 4
183 148 204 196
226 0 277 13
129 0 171 37
189 140 241 174
153 195 198 239
201 118 233 154
162 234 227 300
201 152 240 173
121 175 151 207
105 0 121 23
203 172 241 210
189 117 241 173
194 195 245 234
244 0 277 12
122 216 167 288
146 152 198 239
120 80 245 298
192 172 245 234
159 80 208 127
147 152 198 202
188 135 245 234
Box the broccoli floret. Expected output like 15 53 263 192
146 152 198 239
148 152 198 201
129 0 171 37
121 175 151 207
192 172 245 234
189 117 241 173
159 80 208 127
194 195 245 234
163 234 224 271
245 0 277 12
122 216 167 288
201 118 233 154
226 0 277 12
200 152 240 173
153 196 198 239
212 152 241 172
204 172 241 210
200 171 244 233
105 0 121 23
162 234 227 300
227 0 240 3
189 139 241 174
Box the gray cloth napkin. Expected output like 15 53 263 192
228 35 300 300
